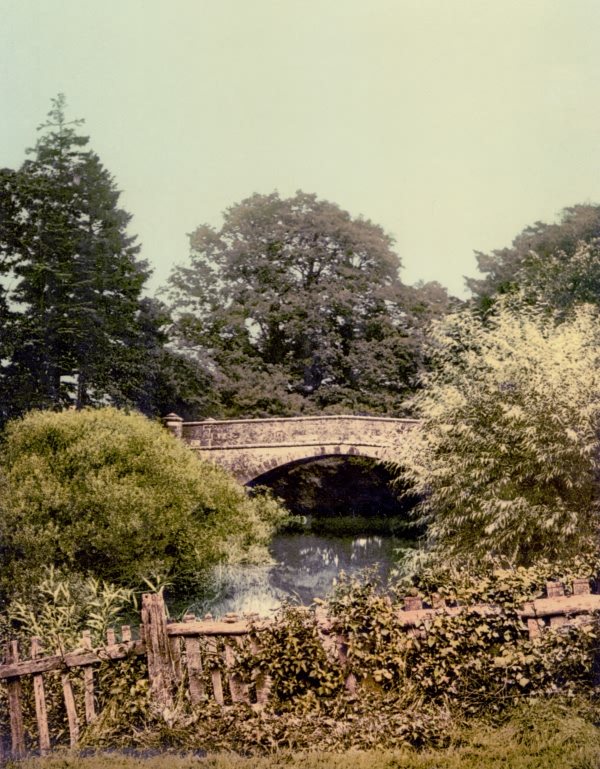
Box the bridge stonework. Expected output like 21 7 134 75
163 414 419 484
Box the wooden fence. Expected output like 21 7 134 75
1 582 599 758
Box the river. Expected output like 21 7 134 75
190 529 409 619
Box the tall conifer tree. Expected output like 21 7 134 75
0 95 212 422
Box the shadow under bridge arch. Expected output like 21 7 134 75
176 414 420 485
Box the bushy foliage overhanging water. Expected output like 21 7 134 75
0 407 287 603
392 296 600 567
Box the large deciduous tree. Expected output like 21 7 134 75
167 191 449 417
392 296 600 567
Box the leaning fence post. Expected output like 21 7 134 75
142 593 174 711
56 643 80 747
6 641 25 758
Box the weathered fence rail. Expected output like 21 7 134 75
1 581 598 758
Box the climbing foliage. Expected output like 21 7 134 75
3 564 599 755
392 297 600 566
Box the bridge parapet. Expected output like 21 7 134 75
165 414 420 484
181 415 418 449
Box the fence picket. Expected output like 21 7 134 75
31 637 51 755
204 615 224 706
168 635 183 684
249 631 271 709
6 641 25 757
81 631 96 724
183 615 205 704
223 629 250 704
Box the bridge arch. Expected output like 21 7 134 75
164 414 419 484
234 445 393 486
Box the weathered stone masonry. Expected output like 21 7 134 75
163 414 420 484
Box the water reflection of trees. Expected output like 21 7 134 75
190 534 399 619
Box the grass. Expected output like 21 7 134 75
8 708 600 769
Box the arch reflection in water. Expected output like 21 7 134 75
199 532 402 619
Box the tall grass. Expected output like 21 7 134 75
7 700 600 769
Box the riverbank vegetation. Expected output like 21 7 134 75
4 97 600 763
392 296 600 568
2 565 600 759
0 407 286 608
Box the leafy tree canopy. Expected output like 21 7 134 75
167 191 450 417
466 204 600 309
392 296 600 567
0 407 286 601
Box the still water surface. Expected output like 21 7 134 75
198 531 404 618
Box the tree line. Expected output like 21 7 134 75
0 96 451 428
4 95 600 571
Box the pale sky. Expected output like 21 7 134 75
2 0 600 299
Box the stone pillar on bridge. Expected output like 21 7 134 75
162 413 183 439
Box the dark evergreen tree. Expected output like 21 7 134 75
0 95 213 424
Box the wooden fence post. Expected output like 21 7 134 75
204 614 224 706
56 644 80 746
248 618 271 710
6 641 25 758
31 637 51 755
223 613 250 704
142 593 174 711
168 635 183 685
334 633 357 696
546 581 565 599
81 631 96 724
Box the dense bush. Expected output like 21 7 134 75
0 407 286 599
392 298 600 566
328 563 600 717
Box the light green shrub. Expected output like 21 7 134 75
0 407 287 599
392 298 600 566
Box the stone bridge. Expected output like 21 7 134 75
163 414 420 484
